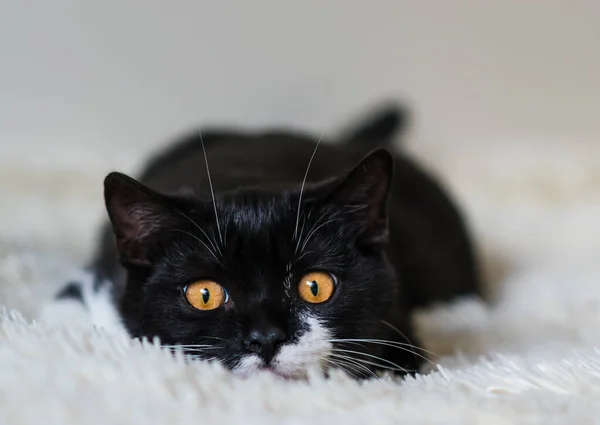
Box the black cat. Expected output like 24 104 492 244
53 103 480 379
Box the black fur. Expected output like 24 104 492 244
56 282 84 303
81 102 479 378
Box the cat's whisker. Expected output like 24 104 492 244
321 357 363 380
379 319 435 365
333 354 407 374
329 363 361 380
199 336 226 341
299 217 342 253
327 338 437 364
162 344 217 348
166 349 219 363
171 229 221 265
200 357 217 363
175 210 223 260
165 336 225 343
169 351 212 357
209 228 224 259
327 353 379 379
199 131 223 245
222 220 229 247
345 203 369 213
166 347 222 353
163 341 224 351
295 250 317 262
293 135 323 242
176 354 220 363
181 355 221 364
295 211 326 254
163 345 223 357
331 348 409 373
333 357 380 380
379 320 415 346
294 211 310 253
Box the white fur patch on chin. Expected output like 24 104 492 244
232 355 263 378
38 269 127 337
232 314 332 378
272 314 331 377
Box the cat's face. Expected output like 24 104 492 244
105 150 402 378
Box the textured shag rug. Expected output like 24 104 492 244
1 139 600 424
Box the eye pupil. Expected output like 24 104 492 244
201 288 210 304
309 281 319 296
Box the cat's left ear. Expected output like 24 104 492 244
104 172 181 267
329 148 393 244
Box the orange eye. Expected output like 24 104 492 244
185 280 228 311
297 272 336 304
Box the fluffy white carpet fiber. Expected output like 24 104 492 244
1 139 600 424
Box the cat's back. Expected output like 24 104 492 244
138 131 367 196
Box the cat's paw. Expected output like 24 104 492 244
38 268 127 336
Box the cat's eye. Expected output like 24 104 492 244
185 280 229 311
297 272 336 304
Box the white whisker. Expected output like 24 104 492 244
328 353 379 379
209 228 224 258
293 135 323 242
171 229 221 264
331 348 408 373
166 347 222 352
379 320 436 364
327 338 437 364
294 210 311 253
300 217 341 253
335 356 404 374
295 250 317 262
175 210 223 259
296 210 328 254
380 320 414 346
322 357 362 380
162 344 219 348
199 131 223 245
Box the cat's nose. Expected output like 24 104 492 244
245 325 286 364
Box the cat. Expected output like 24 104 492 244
49 102 480 379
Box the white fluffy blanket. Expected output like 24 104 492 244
2 140 600 424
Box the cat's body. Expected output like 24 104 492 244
53 104 480 378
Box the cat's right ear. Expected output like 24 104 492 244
327 149 394 245
104 172 176 267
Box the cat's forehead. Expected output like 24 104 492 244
219 192 296 231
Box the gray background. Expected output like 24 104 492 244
1 0 599 156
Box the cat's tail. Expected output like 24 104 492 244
340 101 409 149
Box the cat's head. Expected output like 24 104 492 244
104 149 404 378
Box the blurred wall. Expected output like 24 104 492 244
1 0 599 158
